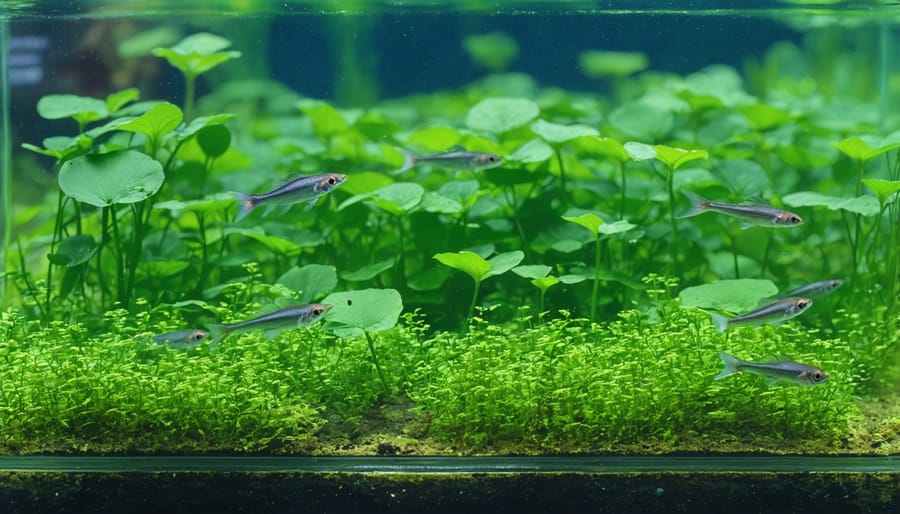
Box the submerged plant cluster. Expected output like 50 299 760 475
3 28 899 454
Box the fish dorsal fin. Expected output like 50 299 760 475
433 145 467 156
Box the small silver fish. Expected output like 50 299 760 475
778 279 843 299
709 297 812 333
678 190 803 229
398 146 503 173
232 173 346 221
152 329 209 350
715 352 829 386
206 304 332 349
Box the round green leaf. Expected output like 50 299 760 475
322 288 403 338
58 150 164 207
530 119 599 144
47 235 97 267
197 124 231 158
434 251 491 283
531 276 560 293
465 97 540 134
832 136 900 163
407 126 462 151
486 250 525 277
713 159 769 198
463 31 518 71
512 265 551 279
579 50 648 78
277 264 337 304
862 179 900 207
782 191 879 216
562 213 603 238
652 145 709 171
341 259 396 281
37 94 108 121
509 139 555 164
597 219 637 236
117 102 183 141
608 101 673 142
679 279 778 313
623 141 656 161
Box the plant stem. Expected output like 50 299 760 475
618 161 626 219
97 206 110 306
196 211 209 294
590 235 601 323
363 330 390 395
465 279 482 332
45 190 67 316
554 147 566 200
666 166 679 274
109 205 126 306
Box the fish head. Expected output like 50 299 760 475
315 173 347 194
774 211 803 226
301 303 333 323
789 297 813 314
799 367 829 385
825 279 844 292
186 330 209 344
472 153 503 169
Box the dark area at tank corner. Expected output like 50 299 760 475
1 470 898 514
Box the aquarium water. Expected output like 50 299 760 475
0 1 899 512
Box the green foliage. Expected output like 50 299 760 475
579 50 648 78
679 279 778 313
410 299 861 452
463 32 519 71
465 97 540 134
58 151 164 207
8 28 900 456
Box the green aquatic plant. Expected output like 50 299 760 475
434 250 524 330
511 265 558 321
152 33 241 120
463 32 519 72
322 288 404 395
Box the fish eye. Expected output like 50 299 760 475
312 307 322 316
328 177 336 185
813 372 824 381
194 332 205 341
790 215 801 224
798 299 811 308
489 155 498 162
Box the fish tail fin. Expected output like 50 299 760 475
715 351 742 380
231 192 256 221
709 312 729 333
205 323 227 350
676 190 710 219
396 150 417 174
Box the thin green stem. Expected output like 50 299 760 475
45 190 66 315
590 236 601 323
363 330 390 395
196 212 209 294
618 161 626 219
465 279 482 332
666 166 679 274
109 206 126 306
554 147 566 200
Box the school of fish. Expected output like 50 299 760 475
150 145 837 388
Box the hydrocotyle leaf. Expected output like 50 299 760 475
341 258 396 281
37 94 108 122
512 265 552 279
465 97 540 134
579 50 648 78
530 119 599 144
679 279 778 313
782 191 880 216
562 213 603 238
509 139 555 164
862 178 900 207
117 102 183 141
434 251 491 283
277 264 338 304
486 250 525 277
832 136 900 163
58 150 164 207
652 145 709 171
322 288 403 338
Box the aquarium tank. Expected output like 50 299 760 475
1 0 898 512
